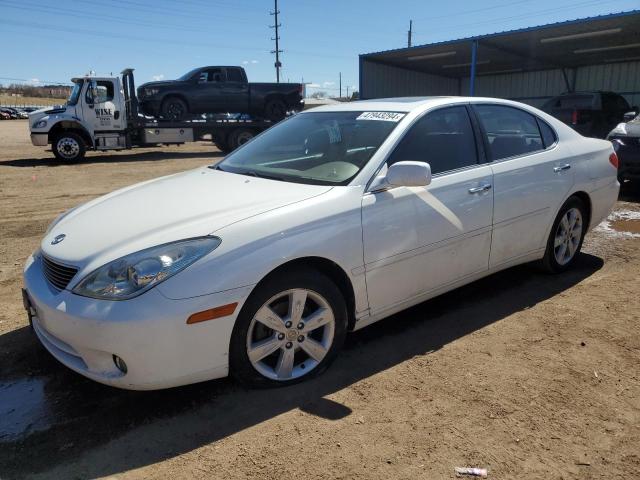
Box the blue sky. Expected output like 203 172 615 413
1 0 638 95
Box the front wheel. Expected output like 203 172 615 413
230 269 347 388
161 97 188 121
52 132 86 161
542 196 587 273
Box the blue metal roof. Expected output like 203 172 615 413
360 9 640 58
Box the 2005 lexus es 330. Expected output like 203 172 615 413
23 97 619 390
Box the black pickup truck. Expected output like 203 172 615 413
137 66 304 122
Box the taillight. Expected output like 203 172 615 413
609 152 619 169
571 109 579 125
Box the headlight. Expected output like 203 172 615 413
33 120 47 129
144 88 160 96
73 237 221 300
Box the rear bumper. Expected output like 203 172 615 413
31 133 48 146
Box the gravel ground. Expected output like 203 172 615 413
0 120 639 479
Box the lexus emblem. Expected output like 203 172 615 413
51 234 66 245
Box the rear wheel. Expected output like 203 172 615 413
230 269 347 388
228 128 256 150
52 132 86 161
161 97 188 121
263 98 287 122
542 196 587 273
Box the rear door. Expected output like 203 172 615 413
362 105 494 314
222 68 250 113
472 104 574 268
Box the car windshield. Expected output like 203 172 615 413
67 81 83 106
215 111 405 185
177 68 200 81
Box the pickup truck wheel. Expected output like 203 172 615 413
161 97 188 121
52 132 86 161
264 99 287 122
229 128 255 150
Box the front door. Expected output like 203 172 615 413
362 105 494 315
192 68 226 113
84 79 118 133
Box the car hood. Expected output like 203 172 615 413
41 167 332 270
138 80 182 90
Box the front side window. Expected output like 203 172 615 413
216 111 404 185
474 105 543 161
387 105 478 175
199 69 225 83
86 80 114 104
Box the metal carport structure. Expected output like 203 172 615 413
359 10 640 107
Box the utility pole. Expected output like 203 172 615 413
270 0 283 83
339 72 342 99
407 20 412 47
346 86 350 99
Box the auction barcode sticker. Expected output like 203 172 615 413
356 112 405 122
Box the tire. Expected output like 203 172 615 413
542 196 588 273
214 140 231 154
263 98 287 122
161 96 188 121
230 269 348 388
228 128 255 151
52 132 86 161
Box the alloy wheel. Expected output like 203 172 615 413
246 288 335 381
553 207 583 265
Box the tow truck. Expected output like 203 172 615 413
28 69 279 161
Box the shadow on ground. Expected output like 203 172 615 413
0 150 223 168
0 253 604 478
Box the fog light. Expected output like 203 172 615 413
112 354 128 374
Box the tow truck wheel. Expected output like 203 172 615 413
229 128 255 150
161 97 188 121
52 132 86 161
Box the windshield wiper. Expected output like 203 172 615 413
210 165 287 182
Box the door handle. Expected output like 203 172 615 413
468 184 492 194
554 164 571 172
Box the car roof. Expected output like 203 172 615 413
304 96 533 113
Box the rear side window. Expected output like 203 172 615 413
537 119 557 148
226 68 244 82
387 106 478 175
474 105 544 161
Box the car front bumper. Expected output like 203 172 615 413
31 133 48 146
23 252 253 390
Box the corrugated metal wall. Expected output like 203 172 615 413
362 59 640 108
360 60 458 99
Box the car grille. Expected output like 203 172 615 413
42 255 78 290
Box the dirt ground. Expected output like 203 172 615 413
0 119 639 479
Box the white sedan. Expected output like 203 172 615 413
23 97 619 390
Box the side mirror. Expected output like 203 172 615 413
623 111 638 122
371 161 432 192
